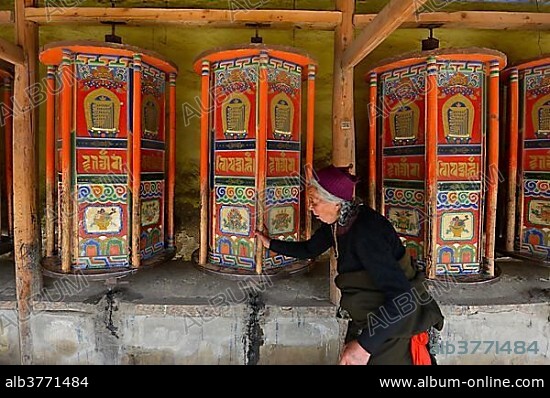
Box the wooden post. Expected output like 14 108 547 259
485 60 501 277
255 52 268 275
505 69 519 253
199 60 210 265
13 0 42 365
368 72 377 210
305 64 316 240
131 54 142 268
425 56 438 279
45 66 56 256
59 50 73 273
3 77 13 237
330 0 355 305
167 73 176 250
332 0 355 171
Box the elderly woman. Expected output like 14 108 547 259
256 165 444 365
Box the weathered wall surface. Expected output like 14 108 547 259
0 302 19 365
436 303 550 365
0 299 548 364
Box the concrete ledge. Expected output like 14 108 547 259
0 259 548 364
438 302 550 365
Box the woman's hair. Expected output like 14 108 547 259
309 178 344 205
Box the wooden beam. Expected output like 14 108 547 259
343 0 429 69
332 0 355 171
0 10 13 25
24 7 341 30
0 38 24 66
13 0 42 365
355 11 550 30
14 7 550 31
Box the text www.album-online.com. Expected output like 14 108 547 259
379 376 545 388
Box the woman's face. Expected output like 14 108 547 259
308 187 341 224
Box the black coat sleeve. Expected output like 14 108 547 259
354 231 415 355
269 223 333 260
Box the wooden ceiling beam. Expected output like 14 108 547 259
10 7 550 31
24 7 341 30
0 37 24 66
355 11 550 31
19 7 550 31
343 0 429 69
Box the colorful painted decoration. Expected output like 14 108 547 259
40 42 178 274
194 45 317 275
501 58 550 263
368 49 507 277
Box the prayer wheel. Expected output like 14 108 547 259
367 49 506 278
501 58 550 264
194 45 317 276
39 42 178 275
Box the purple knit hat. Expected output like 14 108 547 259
313 165 357 202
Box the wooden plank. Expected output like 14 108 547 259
13 0 41 366
0 38 24 66
24 7 341 30
0 10 12 25
354 11 550 30
17 7 550 31
343 0 429 69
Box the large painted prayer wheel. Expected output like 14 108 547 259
501 58 550 264
39 42 178 275
367 49 506 279
194 45 317 276
0 63 13 255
